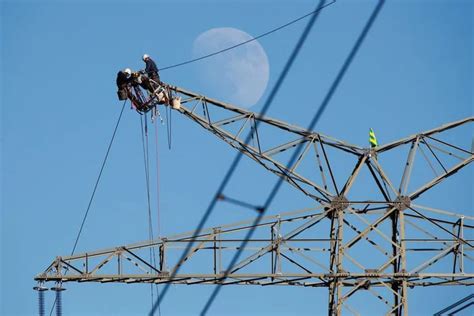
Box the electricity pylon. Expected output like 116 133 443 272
35 85 474 315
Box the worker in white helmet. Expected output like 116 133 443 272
116 68 133 100
142 54 160 84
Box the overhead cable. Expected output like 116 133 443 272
200 1 387 313
148 0 331 314
160 1 336 71
49 100 127 316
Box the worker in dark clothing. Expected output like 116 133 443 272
142 54 161 84
115 68 143 110
116 68 131 88
116 68 132 100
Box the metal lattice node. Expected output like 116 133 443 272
394 196 411 212
331 196 349 212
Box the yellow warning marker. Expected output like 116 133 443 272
369 128 378 148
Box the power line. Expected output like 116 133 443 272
160 1 336 71
200 1 386 313
148 0 331 314
49 100 127 316
71 101 127 255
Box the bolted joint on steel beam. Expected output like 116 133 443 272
364 269 380 278
330 195 349 213
393 270 409 279
394 196 411 212
364 148 378 159
335 271 349 278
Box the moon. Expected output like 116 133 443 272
192 27 270 108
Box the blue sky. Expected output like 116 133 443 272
1 0 473 315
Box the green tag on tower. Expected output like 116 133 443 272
369 128 378 148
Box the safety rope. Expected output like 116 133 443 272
140 115 154 305
140 114 161 316
165 102 172 150
154 112 162 316
154 120 161 236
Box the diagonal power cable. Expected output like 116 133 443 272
200 0 386 314
148 1 333 314
48 100 127 316
160 1 336 71
71 100 127 255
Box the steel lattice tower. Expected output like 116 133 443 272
35 86 473 315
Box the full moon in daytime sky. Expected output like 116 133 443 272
193 27 270 108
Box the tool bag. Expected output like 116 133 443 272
117 89 128 100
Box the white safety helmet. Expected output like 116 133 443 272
124 68 132 76
142 54 150 61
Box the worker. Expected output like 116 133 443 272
369 128 378 148
116 68 144 110
116 68 132 100
135 70 155 94
142 54 161 84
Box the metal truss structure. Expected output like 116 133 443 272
36 85 474 315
